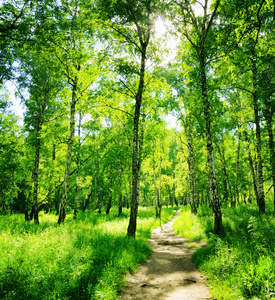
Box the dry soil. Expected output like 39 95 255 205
119 211 212 300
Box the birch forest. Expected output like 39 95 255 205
0 0 275 299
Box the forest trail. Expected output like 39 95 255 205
119 211 212 300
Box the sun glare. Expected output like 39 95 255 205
155 16 166 38
154 16 180 63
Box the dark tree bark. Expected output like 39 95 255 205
106 164 113 215
127 50 148 237
244 131 259 203
266 117 275 211
118 134 123 217
263 65 275 211
10 161 13 215
0 182 5 215
158 153 162 217
251 59 265 213
153 149 160 218
186 123 197 214
118 158 123 216
234 131 241 207
32 124 42 224
73 110 82 220
83 184 93 213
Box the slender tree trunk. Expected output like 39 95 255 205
186 124 197 214
167 185 173 207
118 134 123 216
266 118 275 211
216 141 233 206
244 131 259 203
55 179 61 215
74 109 81 220
106 164 113 215
45 144 56 214
263 65 275 211
153 150 160 218
248 172 252 204
96 150 101 214
173 173 178 206
234 131 241 207
158 153 162 217
10 156 13 215
25 183 32 221
118 158 123 216
127 47 147 237
58 78 78 224
252 60 265 213
83 184 93 213
0 182 5 215
200 54 222 233
29 203 34 221
128 163 131 209
32 128 41 224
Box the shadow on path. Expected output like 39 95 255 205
119 212 212 300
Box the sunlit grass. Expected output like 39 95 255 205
0 207 175 300
174 202 275 300
173 207 207 241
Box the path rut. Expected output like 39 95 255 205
119 212 212 299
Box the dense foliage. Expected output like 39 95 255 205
0 0 274 298
175 204 275 299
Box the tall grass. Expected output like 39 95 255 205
174 204 275 300
0 207 175 300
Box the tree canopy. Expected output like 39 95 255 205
0 0 274 237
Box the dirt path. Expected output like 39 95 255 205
119 212 212 299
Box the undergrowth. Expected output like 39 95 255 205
174 204 275 300
0 207 175 300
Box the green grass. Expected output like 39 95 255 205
174 208 208 241
174 204 275 300
0 207 175 300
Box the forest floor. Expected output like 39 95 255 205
119 211 212 300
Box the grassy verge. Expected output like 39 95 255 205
174 204 275 300
0 207 175 300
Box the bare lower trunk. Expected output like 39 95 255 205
234 131 241 207
118 134 123 216
33 130 41 224
128 164 131 209
0 182 5 214
186 124 197 214
25 183 32 221
265 108 275 211
55 180 61 215
153 150 160 218
252 60 265 213
200 55 222 234
266 109 275 211
216 142 233 206
118 159 123 216
83 184 93 213
74 110 81 220
127 49 147 238
106 164 113 215
58 78 78 224
168 185 173 207
244 131 259 203
158 153 162 217
10 158 13 215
